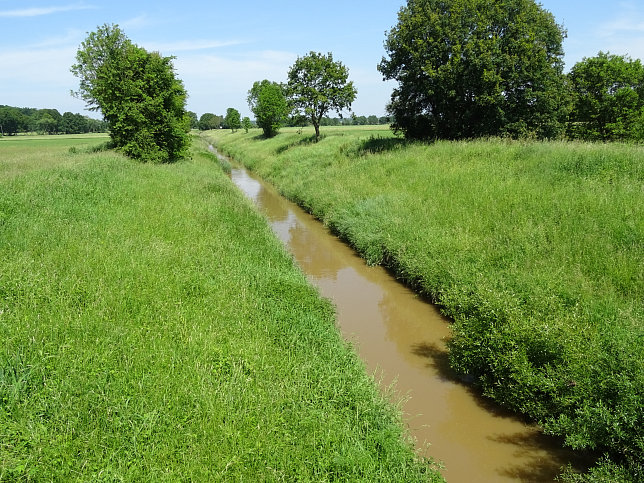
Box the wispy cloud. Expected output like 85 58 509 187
31 29 87 49
148 39 245 54
175 50 297 115
594 2 644 60
599 2 644 37
0 4 96 18
119 14 152 30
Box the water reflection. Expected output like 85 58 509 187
230 165 590 482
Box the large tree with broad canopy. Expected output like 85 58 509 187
378 0 570 140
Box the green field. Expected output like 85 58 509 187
208 125 644 481
0 134 440 481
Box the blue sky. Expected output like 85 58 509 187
1 1 644 119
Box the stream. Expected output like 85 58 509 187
225 154 588 482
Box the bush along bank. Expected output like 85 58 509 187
207 126 644 482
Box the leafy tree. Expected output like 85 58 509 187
367 115 379 125
224 108 241 132
320 116 341 126
36 114 57 134
287 51 357 141
198 113 222 130
87 117 109 133
378 0 570 140
71 24 190 162
61 112 88 134
37 109 62 133
247 80 290 137
354 115 368 125
287 113 309 128
0 106 26 135
242 116 252 133
187 111 199 130
567 52 644 141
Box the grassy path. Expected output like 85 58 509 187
208 126 643 481
0 135 438 481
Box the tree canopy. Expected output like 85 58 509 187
378 0 570 140
198 113 223 130
567 52 644 141
224 108 241 132
247 80 290 137
287 52 357 141
71 24 190 163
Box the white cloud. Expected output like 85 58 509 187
599 2 644 36
348 66 394 116
0 3 95 18
596 2 644 59
147 39 245 54
119 14 152 31
176 50 297 116
31 29 87 49
0 45 91 114
0 47 76 84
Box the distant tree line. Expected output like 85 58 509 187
0 105 108 136
192 111 244 131
321 115 392 126
193 111 390 131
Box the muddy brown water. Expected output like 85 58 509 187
227 160 589 482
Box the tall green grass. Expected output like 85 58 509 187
208 126 644 481
0 134 439 481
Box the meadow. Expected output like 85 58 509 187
0 134 439 481
208 126 643 481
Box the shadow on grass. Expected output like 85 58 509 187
68 140 115 155
357 135 408 155
274 134 319 154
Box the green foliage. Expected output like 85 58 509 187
224 108 241 132
242 116 252 133
567 52 644 142
71 24 191 163
187 111 199 129
0 107 27 135
247 80 290 137
287 52 357 141
198 112 222 130
0 135 438 481
209 127 644 481
378 0 570 140
60 112 88 134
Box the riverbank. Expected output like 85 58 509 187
228 158 593 482
207 126 643 481
0 135 439 481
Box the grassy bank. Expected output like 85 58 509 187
208 126 643 481
0 134 439 481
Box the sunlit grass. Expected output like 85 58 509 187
208 127 644 480
0 135 439 481
0 134 110 179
